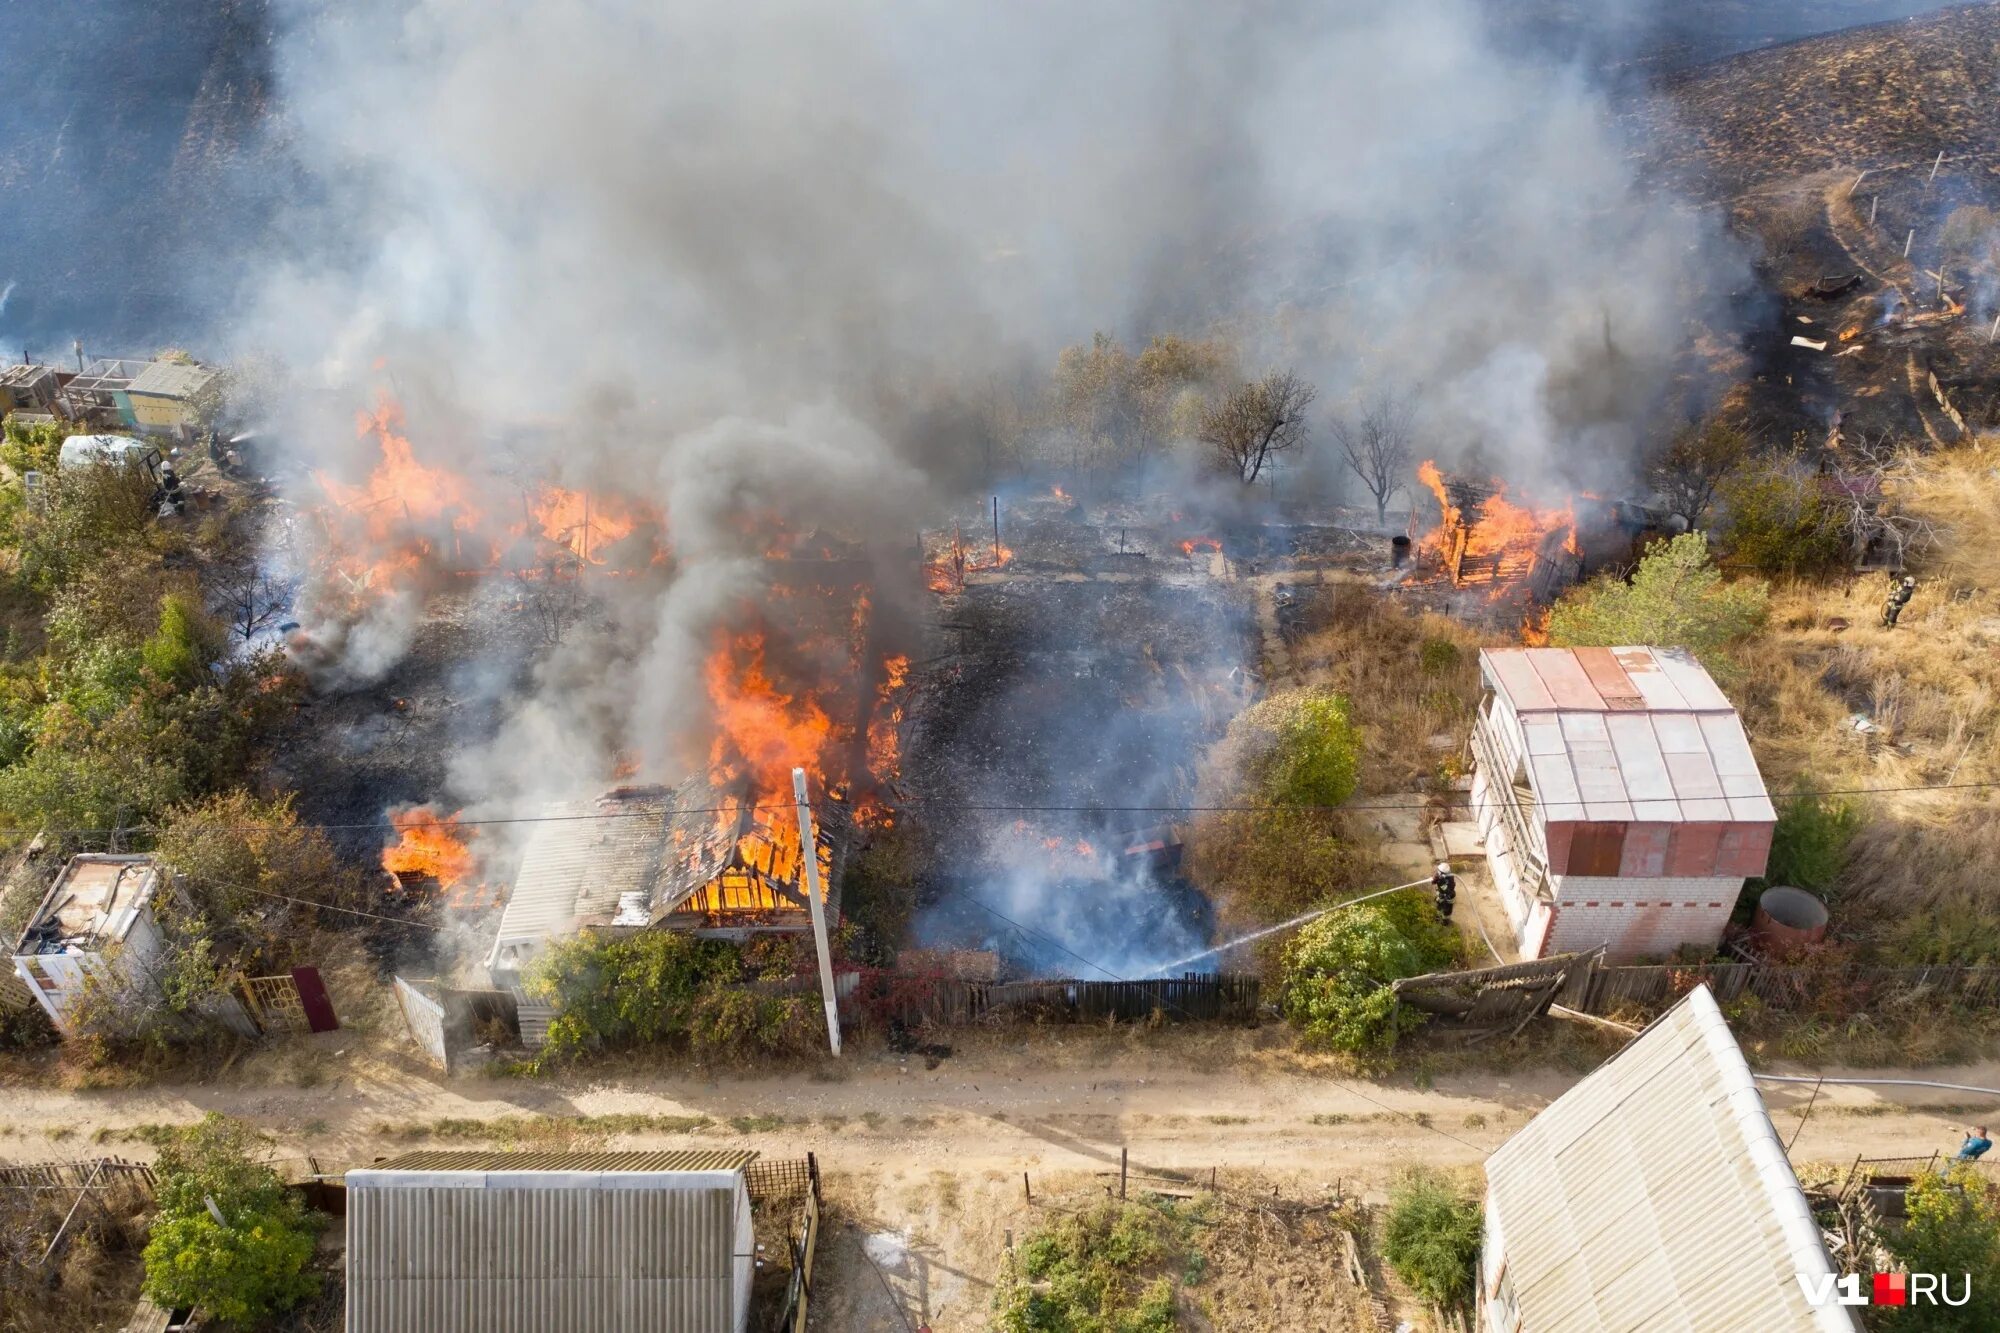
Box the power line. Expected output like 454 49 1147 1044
22 774 2000 842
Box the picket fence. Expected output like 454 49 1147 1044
859 973 1262 1027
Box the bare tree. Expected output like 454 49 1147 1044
1331 391 1415 524
1647 415 1751 529
1199 370 1317 485
216 566 297 642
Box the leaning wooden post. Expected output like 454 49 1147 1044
1120 1148 1128 1200
791 768 841 1056
1022 1172 1032 1203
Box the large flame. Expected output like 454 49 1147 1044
1415 458 1575 598
382 804 477 887
530 487 642 564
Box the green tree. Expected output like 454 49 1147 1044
1280 891 1457 1054
142 1115 321 1324
1382 1170 1483 1310
1720 460 1849 575
1881 1167 2000 1331
1547 532 1767 665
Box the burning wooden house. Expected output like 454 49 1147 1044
485 779 849 986
1470 647 1775 962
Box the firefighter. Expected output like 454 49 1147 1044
1432 860 1457 923
155 460 188 518
1882 574 1915 629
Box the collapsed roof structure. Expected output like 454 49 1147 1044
485 780 849 983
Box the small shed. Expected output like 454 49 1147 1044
345 1149 759 1333
1479 984 1857 1332
1471 647 1775 960
125 360 221 435
9 854 169 1033
0 362 62 415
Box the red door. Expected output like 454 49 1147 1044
290 967 340 1033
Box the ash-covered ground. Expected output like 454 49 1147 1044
902 503 1258 977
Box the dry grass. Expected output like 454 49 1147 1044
0 1179 151 1333
1278 581 1494 794
1728 448 2000 961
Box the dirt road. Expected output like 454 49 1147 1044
5 1029 1995 1330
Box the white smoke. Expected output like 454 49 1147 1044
229 0 1746 820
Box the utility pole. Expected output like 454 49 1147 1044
791 767 842 1056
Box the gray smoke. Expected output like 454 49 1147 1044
226 0 1749 845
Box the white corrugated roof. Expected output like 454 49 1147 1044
1484 986 1858 1332
1484 647 1775 825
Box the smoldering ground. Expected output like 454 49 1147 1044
211 0 1756 961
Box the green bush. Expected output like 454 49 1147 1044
141 593 214 685
1234 687 1361 807
1765 784 1860 892
1886 1167 2000 1331
1719 462 1848 575
0 415 66 474
994 1198 1199 1332
525 929 821 1063
1382 1170 1483 1310
1280 891 1458 1054
1547 532 1767 667
142 1115 321 1324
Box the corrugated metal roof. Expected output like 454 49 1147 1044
346 1167 751 1333
366 1150 758 1173
1484 986 1859 1333
125 360 218 399
1480 647 1775 829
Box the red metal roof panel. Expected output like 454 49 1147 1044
1485 650 1556 712
1531 649 1609 711
1574 647 1645 708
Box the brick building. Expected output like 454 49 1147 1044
1470 646 1774 960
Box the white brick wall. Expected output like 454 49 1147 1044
1545 875 1741 960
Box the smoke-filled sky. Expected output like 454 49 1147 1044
253 0 1759 813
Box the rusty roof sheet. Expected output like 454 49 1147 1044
1480 648 1773 827
362 1150 758 1174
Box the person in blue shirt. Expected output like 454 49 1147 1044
1955 1127 1991 1163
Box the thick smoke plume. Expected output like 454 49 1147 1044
225 0 1751 957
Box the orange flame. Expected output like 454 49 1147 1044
382 804 477 887
530 486 643 564
1180 537 1222 556
1415 459 1575 597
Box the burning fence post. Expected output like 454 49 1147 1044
791 767 843 1056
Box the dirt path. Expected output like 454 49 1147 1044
7 1032 1996 1330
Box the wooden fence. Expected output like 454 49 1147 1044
1557 960 2000 1016
866 973 1261 1027
0 1157 156 1193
